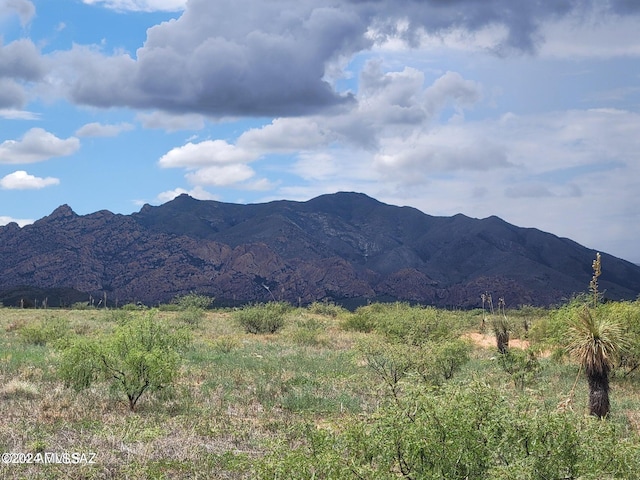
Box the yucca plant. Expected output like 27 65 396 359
567 307 622 418
492 297 510 354
492 316 510 354
566 253 623 418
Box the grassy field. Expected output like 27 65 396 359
0 302 639 479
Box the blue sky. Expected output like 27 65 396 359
1 0 640 264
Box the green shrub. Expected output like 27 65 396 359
340 311 376 333
257 381 640 479
498 348 542 390
234 302 291 334
509 305 547 336
307 301 346 318
357 338 416 399
430 338 472 381
18 316 70 346
210 335 241 354
59 310 191 410
106 309 131 324
529 299 585 349
348 303 457 344
374 303 460 345
173 292 214 310
177 307 206 327
289 317 327 346
358 336 472 397
604 300 640 377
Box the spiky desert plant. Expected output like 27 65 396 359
567 307 622 418
566 253 623 418
492 317 510 354
481 293 495 326
492 297 510 354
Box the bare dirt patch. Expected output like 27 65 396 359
463 332 530 350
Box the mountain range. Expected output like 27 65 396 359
1 192 639 309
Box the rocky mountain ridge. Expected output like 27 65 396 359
1 192 639 308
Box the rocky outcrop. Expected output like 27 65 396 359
1 192 639 308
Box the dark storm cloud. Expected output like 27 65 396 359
59 0 369 116
0 79 25 108
51 0 633 116
0 39 45 81
347 0 580 52
0 38 45 109
609 0 640 14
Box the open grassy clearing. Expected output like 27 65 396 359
0 301 639 479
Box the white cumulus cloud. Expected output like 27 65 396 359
81 0 186 12
0 170 60 189
0 128 80 164
158 140 257 168
75 122 134 137
185 164 255 187
159 138 269 189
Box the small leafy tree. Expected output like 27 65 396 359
358 339 415 400
59 310 190 411
498 348 542 390
359 337 471 399
431 339 472 381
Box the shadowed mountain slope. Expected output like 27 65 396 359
1 192 639 308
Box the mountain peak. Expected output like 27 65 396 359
2 192 639 308
304 191 383 213
174 193 193 200
309 191 377 203
1 222 21 232
45 204 77 221
169 193 199 204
